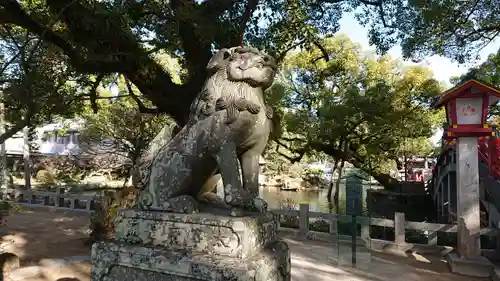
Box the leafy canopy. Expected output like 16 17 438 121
79 77 173 169
1 0 494 138
271 35 443 186
356 0 500 63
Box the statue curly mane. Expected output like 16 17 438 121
207 66 264 105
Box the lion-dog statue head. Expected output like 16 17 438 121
207 46 277 89
189 47 278 123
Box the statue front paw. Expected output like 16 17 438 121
248 197 268 212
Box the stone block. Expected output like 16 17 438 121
446 252 493 277
493 268 500 281
114 209 277 259
91 240 291 281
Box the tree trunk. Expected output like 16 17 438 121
334 158 346 213
310 141 401 190
122 174 131 188
327 158 339 203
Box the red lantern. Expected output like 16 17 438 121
434 79 500 138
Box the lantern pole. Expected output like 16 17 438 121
436 81 497 277
455 135 481 257
0 89 6 197
23 126 31 189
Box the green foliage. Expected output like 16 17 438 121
398 137 434 158
262 145 290 175
0 200 12 227
88 191 136 243
37 156 84 183
303 168 325 187
354 0 500 63
0 26 88 142
451 50 500 123
451 50 500 86
279 198 299 228
305 168 323 177
35 169 56 185
275 35 443 184
79 79 174 176
0 0 496 144
88 195 118 243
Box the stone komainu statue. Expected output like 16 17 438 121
134 46 277 214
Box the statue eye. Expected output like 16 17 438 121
223 51 231 60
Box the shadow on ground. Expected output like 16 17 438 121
0 209 490 281
1 209 90 266
281 235 489 281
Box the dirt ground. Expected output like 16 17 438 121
0 208 491 281
1 209 91 265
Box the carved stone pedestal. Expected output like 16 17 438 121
90 210 291 281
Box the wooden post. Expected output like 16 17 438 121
273 213 281 230
70 198 76 209
329 215 338 235
85 199 92 211
55 187 65 207
428 230 438 245
394 212 405 245
28 191 34 204
299 203 309 236
23 126 31 189
360 220 370 242
43 195 50 205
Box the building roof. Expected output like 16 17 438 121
433 79 500 109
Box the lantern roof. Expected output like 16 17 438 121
433 79 500 109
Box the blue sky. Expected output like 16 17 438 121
338 13 500 86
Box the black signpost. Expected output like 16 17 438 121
345 172 363 267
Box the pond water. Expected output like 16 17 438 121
78 181 381 214
259 183 381 213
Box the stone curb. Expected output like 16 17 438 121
6 255 90 281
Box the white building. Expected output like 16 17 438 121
4 120 84 156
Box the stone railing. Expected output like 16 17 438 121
4 191 498 254
5 187 98 213
272 203 500 254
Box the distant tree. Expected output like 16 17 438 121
272 35 444 190
451 50 500 123
357 0 500 63
451 50 500 86
79 80 174 183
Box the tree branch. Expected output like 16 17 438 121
276 39 307 62
311 40 330 63
275 139 306 163
0 0 123 73
234 0 259 46
124 76 160 114
201 0 239 16
2 0 189 123
171 0 212 85
89 74 104 113
0 108 33 144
